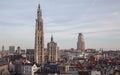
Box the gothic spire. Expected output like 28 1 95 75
38 4 40 8
51 35 53 42
35 3 44 64
37 4 42 18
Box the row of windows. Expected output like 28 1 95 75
24 70 31 73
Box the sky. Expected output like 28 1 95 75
0 0 120 50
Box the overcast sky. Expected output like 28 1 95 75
0 0 120 50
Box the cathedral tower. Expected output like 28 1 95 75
35 4 44 64
47 35 59 63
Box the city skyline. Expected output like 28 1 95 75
0 0 120 50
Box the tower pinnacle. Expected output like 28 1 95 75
37 4 42 18
51 35 53 42
38 4 40 8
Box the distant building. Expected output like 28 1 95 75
26 49 34 63
58 64 69 73
15 62 22 74
47 35 59 63
44 48 49 63
8 61 15 72
2 45 4 51
1 46 8 58
34 4 44 64
21 49 26 55
9 46 15 53
78 70 90 75
91 70 101 75
16 46 21 55
21 63 39 75
77 33 85 52
0 54 1 58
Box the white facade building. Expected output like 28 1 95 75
21 63 39 75
91 70 101 75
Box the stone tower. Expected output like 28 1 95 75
35 4 44 64
47 35 59 63
77 33 85 52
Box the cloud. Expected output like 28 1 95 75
0 20 28 26
0 0 120 49
45 13 120 34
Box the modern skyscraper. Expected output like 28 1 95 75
47 35 59 63
77 33 85 52
34 4 44 64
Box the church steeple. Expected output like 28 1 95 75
35 3 44 64
37 4 42 18
51 35 53 42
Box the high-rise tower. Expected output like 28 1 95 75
77 33 85 52
35 4 44 64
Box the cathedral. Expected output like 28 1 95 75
34 4 44 64
34 4 59 64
